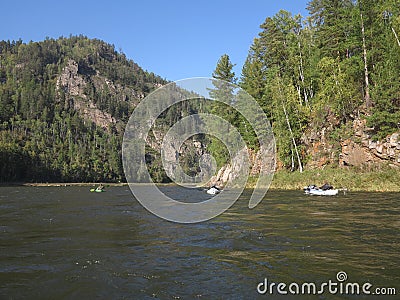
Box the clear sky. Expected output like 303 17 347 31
1 0 309 81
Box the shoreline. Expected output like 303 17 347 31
266 167 400 192
0 182 399 193
0 182 128 187
1 167 399 192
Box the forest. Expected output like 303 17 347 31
216 0 400 171
0 36 167 182
0 0 399 183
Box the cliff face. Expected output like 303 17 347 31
340 119 400 168
211 117 399 188
304 118 400 169
56 59 117 129
209 146 276 188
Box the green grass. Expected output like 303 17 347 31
247 166 400 192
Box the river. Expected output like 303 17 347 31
0 186 399 299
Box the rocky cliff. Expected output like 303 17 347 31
55 58 151 130
210 117 399 188
209 146 276 188
340 119 400 168
56 59 117 129
304 117 400 169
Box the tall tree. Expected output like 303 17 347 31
240 39 266 103
307 0 357 60
209 54 238 126
266 69 307 172
359 8 372 107
211 54 236 83
366 0 400 138
257 10 310 171
207 54 238 166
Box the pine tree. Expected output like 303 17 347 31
207 54 239 166
307 0 357 60
367 0 400 138
240 38 266 104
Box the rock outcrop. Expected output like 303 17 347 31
340 119 400 167
56 59 117 129
304 117 400 169
209 145 276 188
56 59 146 130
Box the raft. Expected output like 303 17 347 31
90 188 105 193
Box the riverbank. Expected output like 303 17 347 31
266 166 400 192
0 182 127 187
1 166 399 192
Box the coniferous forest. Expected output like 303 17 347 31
1 0 399 183
220 0 400 172
0 36 167 182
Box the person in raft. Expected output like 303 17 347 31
319 183 333 191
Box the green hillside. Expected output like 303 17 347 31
0 36 167 182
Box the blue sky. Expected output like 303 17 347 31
1 0 309 81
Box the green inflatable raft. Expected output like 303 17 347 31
90 188 105 193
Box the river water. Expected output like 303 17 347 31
0 186 399 299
